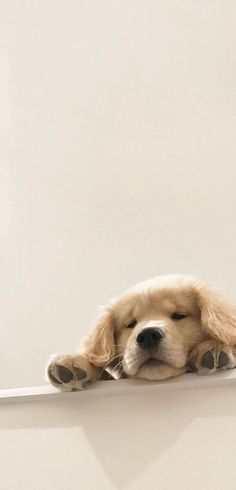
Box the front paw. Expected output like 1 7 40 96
188 340 236 375
46 354 95 391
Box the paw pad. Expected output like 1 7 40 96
74 368 87 380
217 351 229 369
48 363 88 386
199 350 230 371
58 365 74 383
201 351 214 369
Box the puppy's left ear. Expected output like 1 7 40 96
194 284 236 345
82 308 116 367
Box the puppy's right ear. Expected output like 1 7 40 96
82 308 116 367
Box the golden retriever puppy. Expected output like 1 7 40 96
46 275 236 391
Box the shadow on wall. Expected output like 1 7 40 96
0 386 234 488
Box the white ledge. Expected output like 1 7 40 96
1 370 236 405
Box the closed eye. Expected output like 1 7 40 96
126 320 137 328
171 312 187 320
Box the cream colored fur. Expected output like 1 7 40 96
47 275 236 390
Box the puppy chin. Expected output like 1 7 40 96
123 352 168 377
123 351 187 376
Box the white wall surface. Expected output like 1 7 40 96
1 376 236 490
1 0 236 388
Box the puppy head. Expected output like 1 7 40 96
83 275 236 378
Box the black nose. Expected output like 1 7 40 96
136 327 164 349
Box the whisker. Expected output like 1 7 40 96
114 359 123 371
96 353 122 382
113 359 125 378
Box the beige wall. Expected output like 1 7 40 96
1 0 236 388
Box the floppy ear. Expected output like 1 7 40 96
194 283 236 345
82 308 116 367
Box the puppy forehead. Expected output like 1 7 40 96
112 281 198 324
